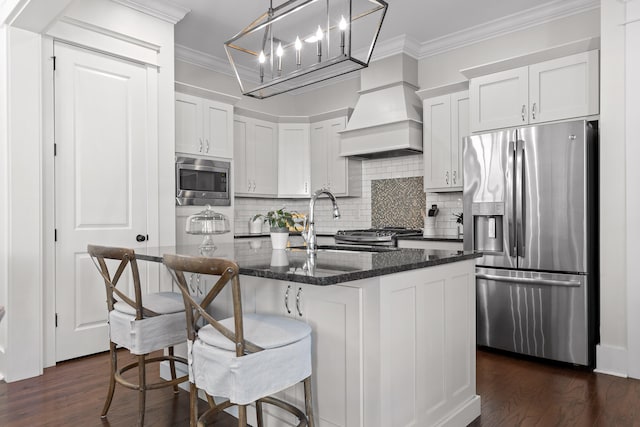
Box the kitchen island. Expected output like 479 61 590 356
141 239 481 427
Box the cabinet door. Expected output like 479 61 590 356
423 94 452 191
278 123 310 197
175 92 203 155
293 284 362 427
233 118 250 196
451 90 469 190
326 117 349 195
203 99 233 158
529 50 599 124
310 121 329 191
470 67 528 132
252 120 279 197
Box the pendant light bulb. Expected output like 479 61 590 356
315 25 323 41
276 43 284 57
258 50 266 64
295 36 302 51
339 16 348 31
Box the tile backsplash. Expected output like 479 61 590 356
371 177 425 229
234 153 461 236
424 192 463 237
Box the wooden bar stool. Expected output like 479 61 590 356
164 254 315 427
88 244 189 426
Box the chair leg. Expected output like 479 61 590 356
138 354 147 427
256 400 264 427
237 405 247 427
304 376 315 427
168 346 179 394
101 342 118 418
190 382 199 427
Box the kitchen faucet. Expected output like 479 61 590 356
303 189 340 253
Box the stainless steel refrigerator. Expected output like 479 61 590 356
463 120 598 367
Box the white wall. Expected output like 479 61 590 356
596 0 628 377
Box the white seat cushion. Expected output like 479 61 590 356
197 313 311 351
113 291 184 315
190 334 312 405
109 309 187 355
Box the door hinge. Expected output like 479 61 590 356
52 56 56 71
54 229 57 242
55 313 58 327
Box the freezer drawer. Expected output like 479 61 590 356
476 267 589 366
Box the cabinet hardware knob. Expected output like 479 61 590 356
521 105 526 121
205 139 210 153
199 138 203 152
532 103 537 120
285 285 291 314
296 287 302 317
445 171 449 185
453 171 457 184
136 234 146 242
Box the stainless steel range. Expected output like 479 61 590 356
335 227 422 247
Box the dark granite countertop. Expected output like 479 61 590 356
137 239 479 286
234 232 335 238
397 235 464 243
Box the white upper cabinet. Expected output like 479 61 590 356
278 123 311 197
470 50 599 133
423 90 469 192
234 115 278 197
175 92 233 158
310 116 361 197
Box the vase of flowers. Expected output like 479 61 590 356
453 212 463 237
253 208 296 250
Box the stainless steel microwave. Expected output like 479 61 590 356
175 156 230 206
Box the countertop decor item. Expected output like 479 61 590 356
223 0 388 99
453 212 463 237
254 208 297 250
185 205 230 253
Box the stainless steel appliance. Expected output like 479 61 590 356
335 227 422 247
463 120 598 366
175 156 230 206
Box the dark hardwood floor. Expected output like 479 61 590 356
2 348 640 426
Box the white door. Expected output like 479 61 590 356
326 117 347 195
451 90 469 190
54 42 151 361
278 123 310 197
310 121 328 191
203 99 233 158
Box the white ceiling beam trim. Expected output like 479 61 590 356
110 0 190 24
418 0 601 59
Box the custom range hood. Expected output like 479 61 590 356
339 54 422 159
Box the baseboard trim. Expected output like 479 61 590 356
436 395 482 427
594 344 628 377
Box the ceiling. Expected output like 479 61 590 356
172 0 577 62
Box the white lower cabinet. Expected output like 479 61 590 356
397 239 463 251
242 277 363 427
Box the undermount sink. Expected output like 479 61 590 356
287 245 399 254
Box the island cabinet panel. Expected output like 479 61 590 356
242 277 363 427
373 260 479 427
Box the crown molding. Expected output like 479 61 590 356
366 34 422 61
110 0 190 24
418 0 600 59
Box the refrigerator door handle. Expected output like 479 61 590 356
506 140 516 257
515 139 525 257
476 273 581 287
